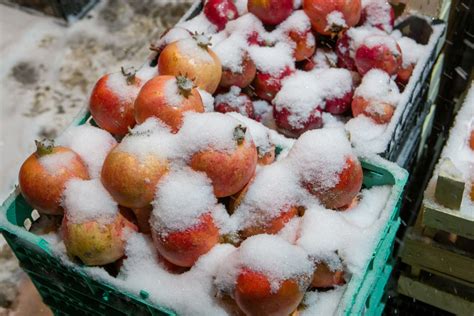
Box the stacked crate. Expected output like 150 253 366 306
398 206 474 315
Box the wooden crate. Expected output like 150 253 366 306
398 208 474 315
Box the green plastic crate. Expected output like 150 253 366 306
0 108 408 316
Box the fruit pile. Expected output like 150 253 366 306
151 0 431 143
16 0 408 315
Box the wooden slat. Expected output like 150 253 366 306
423 204 474 240
398 275 474 316
400 229 474 283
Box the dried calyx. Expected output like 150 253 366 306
121 66 137 85
35 139 54 157
176 75 195 98
192 32 212 49
233 125 247 145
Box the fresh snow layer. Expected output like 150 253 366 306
151 167 217 232
62 178 118 225
425 84 474 217
57 124 117 178
38 151 78 175
215 234 314 293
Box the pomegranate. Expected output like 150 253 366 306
274 106 323 138
220 53 257 89
305 156 363 210
288 129 363 210
61 179 137 266
235 269 305 316
359 0 395 33
253 67 293 102
89 68 145 136
131 205 152 234
290 30 316 62
101 133 169 208
225 235 313 316
311 262 346 288
19 140 89 215
158 34 222 94
152 213 219 267
352 69 399 124
355 35 402 76
190 125 258 197
247 0 294 26
62 211 137 266
134 75 204 132
204 0 239 31
240 206 299 239
336 31 357 71
214 87 255 118
303 0 362 36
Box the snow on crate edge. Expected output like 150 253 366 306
347 23 445 155
424 84 474 217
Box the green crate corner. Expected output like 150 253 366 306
0 109 408 315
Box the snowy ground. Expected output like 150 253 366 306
0 0 192 312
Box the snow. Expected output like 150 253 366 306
175 112 252 160
277 10 311 35
362 35 400 54
311 48 339 69
353 69 400 106
248 42 294 76
361 0 394 33
227 112 273 155
274 69 353 129
118 119 176 162
62 178 118 225
213 33 247 73
176 37 214 63
214 86 251 116
197 88 215 112
425 84 474 217
345 26 386 58
397 36 424 67
234 0 248 15
153 26 192 48
326 11 347 31
56 124 117 178
163 77 186 107
117 233 236 316
38 150 78 175
232 161 303 231
300 287 346 316
150 167 217 232
106 72 142 103
287 128 353 192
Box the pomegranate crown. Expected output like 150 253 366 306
121 66 137 85
35 139 55 157
192 32 212 49
176 74 195 98
233 125 247 145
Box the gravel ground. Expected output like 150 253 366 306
0 0 192 313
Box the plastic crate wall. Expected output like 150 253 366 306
382 20 446 162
